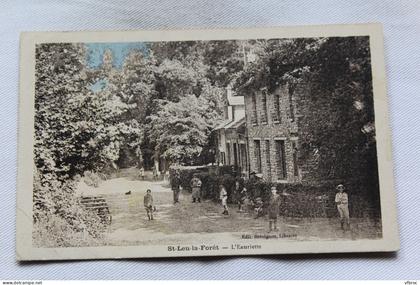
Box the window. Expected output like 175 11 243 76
219 151 225 165
254 140 262 173
261 90 268 124
233 143 238 167
240 143 248 172
226 143 231 165
251 93 258 125
292 141 299 177
272 92 281 123
265 140 271 180
288 85 295 122
275 140 287 180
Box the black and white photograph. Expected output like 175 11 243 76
16 25 399 260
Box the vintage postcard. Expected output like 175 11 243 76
17 24 399 260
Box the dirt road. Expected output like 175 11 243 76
77 176 382 246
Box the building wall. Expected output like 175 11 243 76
225 125 248 173
244 82 311 183
233 105 245 121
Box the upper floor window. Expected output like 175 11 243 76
251 93 258 125
261 90 268 124
288 84 295 122
272 91 281 123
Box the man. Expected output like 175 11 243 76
335 184 350 230
190 174 202 203
267 186 281 232
171 172 181 204
143 189 154 220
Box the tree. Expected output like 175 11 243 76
147 87 223 165
35 44 142 178
235 37 377 188
33 43 143 245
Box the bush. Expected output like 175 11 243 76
169 166 379 219
33 212 105 248
198 173 236 201
83 170 102 187
243 179 380 219
169 166 209 192
169 166 239 202
33 171 107 247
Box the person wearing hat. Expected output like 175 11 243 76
190 173 202 203
249 171 261 184
267 186 281 232
335 184 350 230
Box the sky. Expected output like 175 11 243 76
86 42 149 92
85 42 148 69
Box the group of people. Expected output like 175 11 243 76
138 166 165 181
144 170 351 232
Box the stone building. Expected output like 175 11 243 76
214 87 248 174
242 82 311 183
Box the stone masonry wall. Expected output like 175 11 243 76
244 81 320 184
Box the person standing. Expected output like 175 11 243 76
152 166 158 181
171 172 181 204
267 186 281 232
139 166 145 180
143 189 154 220
190 174 202 203
219 184 229 215
235 180 247 212
254 197 264 219
335 184 350 230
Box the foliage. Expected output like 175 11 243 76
33 169 107 247
235 37 378 196
147 89 223 165
34 43 143 246
35 43 142 178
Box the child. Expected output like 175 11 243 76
143 189 154 220
238 186 248 212
219 184 229 215
267 186 281 232
254 197 264 219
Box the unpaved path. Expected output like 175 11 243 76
77 177 382 246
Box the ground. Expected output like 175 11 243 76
77 169 382 246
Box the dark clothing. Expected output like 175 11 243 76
172 184 180 203
143 193 154 220
268 194 281 220
190 177 202 201
144 193 153 207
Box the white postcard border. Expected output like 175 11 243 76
16 23 399 260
